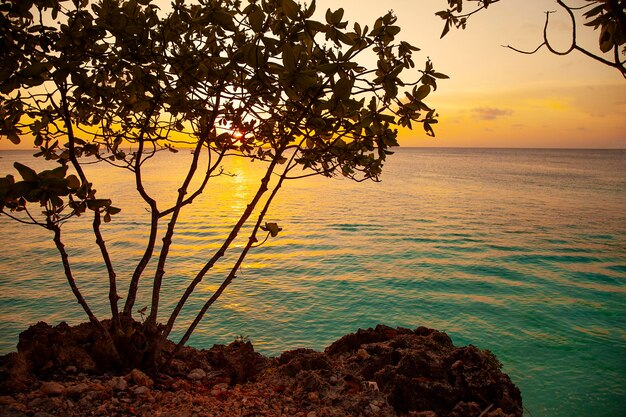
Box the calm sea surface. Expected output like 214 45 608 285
0 147 625 416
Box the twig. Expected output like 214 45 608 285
478 404 493 417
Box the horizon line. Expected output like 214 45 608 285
1 145 625 152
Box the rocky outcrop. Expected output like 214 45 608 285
0 323 522 417
324 325 522 417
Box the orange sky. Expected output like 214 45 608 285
1 0 624 150
314 0 626 149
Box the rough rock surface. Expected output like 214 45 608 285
0 322 522 417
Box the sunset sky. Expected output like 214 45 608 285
1 0 624 150
313 0 626 149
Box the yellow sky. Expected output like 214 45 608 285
2 0 624 150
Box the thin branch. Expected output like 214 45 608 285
161 146 284 338
147 80 228 328
502 1 626 78
169 140 298 355
122 106 162 317
49 221 99 325
93 209 120 328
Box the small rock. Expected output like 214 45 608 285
168 359 188 374
65 383 90 396
366 381 379 391
187 368 206 381
172 379 191 391
370 403 381 413
77 397 93 408
410 412 437 417
33 412 55 417
106 376 128 391
39 381 65 396
133 385 151 396
28 396 63 412
356 348 370 359
307 391 319 402
212 382 229 391
65 365 78 374
306 412 317 417
0 395 14 404
0 395 29 414
129 368 153 387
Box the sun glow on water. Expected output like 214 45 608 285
0 148 625 417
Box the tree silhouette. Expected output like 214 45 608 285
0 0 444 369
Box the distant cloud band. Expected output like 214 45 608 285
471 107 514 120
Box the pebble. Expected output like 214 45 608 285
132 386 151 396
39 381 65 396
187 368 206 380
129 368 153 387
65 383 90 396
356 348 370 359
366 381 379 391
212 382 229 391
106 376 128 391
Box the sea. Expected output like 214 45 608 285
0 147 624 417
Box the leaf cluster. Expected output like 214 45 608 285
1 0 444 185
0 161 119 223
583 0 626 53
436 0 498 38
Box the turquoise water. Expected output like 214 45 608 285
1 148 625 416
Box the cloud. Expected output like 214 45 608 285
471 107 514 120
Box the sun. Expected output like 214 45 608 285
230 129 245 146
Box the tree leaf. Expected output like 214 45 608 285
305 0 316 18
334 77 354 100
249 8 264 32
87 199 112 210
599 23 615 53
440 21 450 39
414 84 431 101
66 174 81 190
282 44 297 73
7 131 21 144
14 162 38 182
305 19 326 32
42 165 68 180
213 10 235 31
261 222 283 237
282 0 298 20
331 8 344 25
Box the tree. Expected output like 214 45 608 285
437 0 626 78
0 0 444 369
